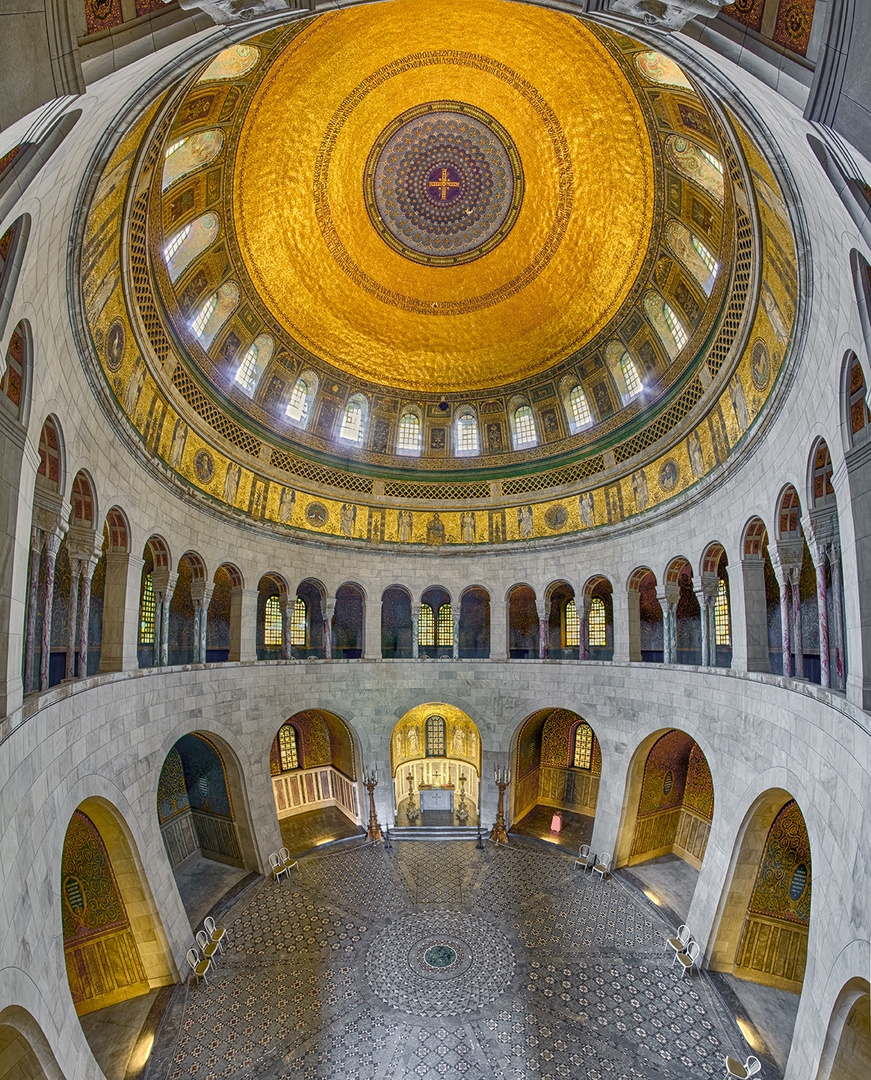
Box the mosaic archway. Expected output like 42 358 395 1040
391 703 481 826
269 709 362 856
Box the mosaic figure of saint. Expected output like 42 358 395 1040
729 375 749 432
519 505 533 540
124 355 146 416
279 486 296 524
341 502 357 538
461 511 476 544
399 509 413 543
687 430 705 478
632 469 649 513
223 462 241 504
407 725 420 756
427 513 445 545
579 492 594 527
169 419 187 470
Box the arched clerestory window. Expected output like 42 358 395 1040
568 385 592 430
139 573 156 645
714 578 730 646
264 595 282 647
291 596 306 646
589 598 607 646
397 412 422 454
513 405 537 448
620 354 643 399
564 598 580 646
426 715 446 756
340 394 367 444
437 603 454 646
456 412 479 454
419 603 435 646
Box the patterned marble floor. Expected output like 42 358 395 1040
144 839 767 1080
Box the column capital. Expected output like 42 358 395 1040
770 544 803 586
535 598 549 622
580 594 593 617
324 598 337 621
190 579 215 606
655 584 679 608
152 569 178 599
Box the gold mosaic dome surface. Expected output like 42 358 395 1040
78 0 798 546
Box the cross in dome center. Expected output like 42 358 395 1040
428 167 461 200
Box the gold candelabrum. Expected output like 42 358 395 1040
405 770 420 822
363 768 382 842
456 771 470 823
490 766 511 844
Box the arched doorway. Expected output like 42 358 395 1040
0 1007 64 1080
616 729 714 921
156 733 257 926
816 978 871 1080
391 704 481 826
511 708 601 850
269 709 364 856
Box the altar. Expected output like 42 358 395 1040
419 787 454 812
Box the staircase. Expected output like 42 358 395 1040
387 825 483 842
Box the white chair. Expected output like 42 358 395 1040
666 924 691 958
196 928 220 964
278 846 299 873
574 844 593 871
269 852 289 882
674 939 700 978
724 1055 761 1078
593 852 611 881
186 946 211 985
204 914 229 953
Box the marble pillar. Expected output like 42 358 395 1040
65 555 81 679
830 543 845 690
790 566 803 680
452 611 461 659
536 598 549 660
323 598 335 659
695 588 710 666
278 593 291 660
411 604 420 659
38 532 61 691
23 527 43 694
813 547 830 688
190 579 213 664
580 595 591 660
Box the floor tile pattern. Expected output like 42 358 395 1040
145 839 756 1080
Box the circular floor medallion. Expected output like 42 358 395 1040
366 911 515 1015
365 101 524 265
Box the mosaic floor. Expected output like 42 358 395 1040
143 839 767 1080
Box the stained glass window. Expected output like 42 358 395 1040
192 293 217 337
340 397 365 443
714 578 730 646
278 723 299 771
573 722 593 770
418 603 435 646
849 357 871 442
514 405 537 447
426 715 446 756
589 598 606 646
564 598 580 646
164 224 190 261
398 413 421 453
264 595 282 646
568 386 591 429
457 414 479 453
287 378 309 423
291 596 306 646
139 572 155 644
699 147 723 174
621 355 642 398
236 342 258 394
437 603 453 647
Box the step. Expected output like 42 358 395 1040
387 826 483 842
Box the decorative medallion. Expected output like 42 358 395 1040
658 459 679 492
751 338 770 390
105 320 125 372
194 449 214 483
789 863 808 903
663 769 674 796
544 505 568 530
364 102 524 266
306 502 329 526
365 911 515 1016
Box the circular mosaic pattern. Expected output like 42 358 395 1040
366 911 515 1015
307 502 329 526
545 505 568 530
364 101 524 266
105 320 125 372
751 338 770 390
193 449 214 483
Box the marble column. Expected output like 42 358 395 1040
228 587 257 662
38 531 62 691
23 526 43 694
656 587 677 663
772 561 792 677
624 587 641 662
580 595 591 660
278 593 291 660
489 597 507 660
695 587 709 666
191 579 214 664
77 554 99 679
99 551 143 673
452 610 461 659
411 604 420 659
65 555 82 679
830 543 846 690
812 546 831 688
536 598 549 660
323 598 335 659
154 572 177 668
790 566 803 679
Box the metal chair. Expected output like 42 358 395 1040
674 939 701 978
278 846 299 873
724 1055 761 1078
593 852 611 881
269 851 289 882
195 928 220 964
186 946 211 985
666 924 691 958
574 844 594 871
204 914 229 954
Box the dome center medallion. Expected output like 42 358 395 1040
364 101 524 266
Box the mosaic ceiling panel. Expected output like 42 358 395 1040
77 0 798 547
